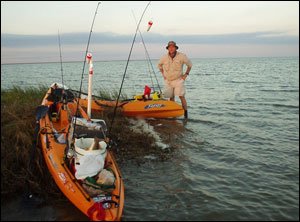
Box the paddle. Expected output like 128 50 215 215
35 105 49 123
26 105 49 199
69 89 114 101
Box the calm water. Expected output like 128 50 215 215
1 57 299 221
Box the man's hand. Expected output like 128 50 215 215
182 73 188 80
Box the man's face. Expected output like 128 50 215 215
168 45 177 54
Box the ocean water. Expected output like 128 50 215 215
1 57 299 220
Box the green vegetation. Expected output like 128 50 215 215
1 86 62 201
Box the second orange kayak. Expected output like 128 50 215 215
79 98 184 118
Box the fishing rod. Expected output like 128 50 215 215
72 2 101 140
58 30 64 89
132 11 162 94
109 1 152 136
27 29 67 199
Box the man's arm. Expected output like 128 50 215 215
182 55 192 80
185 66 192 75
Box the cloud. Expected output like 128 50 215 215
1 31 298 48
2 31 298 64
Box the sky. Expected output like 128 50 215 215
1 1 299 64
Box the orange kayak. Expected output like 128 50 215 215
38 85 124 221
121 100 184 118
79 98 184 118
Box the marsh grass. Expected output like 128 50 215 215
1 86 63 201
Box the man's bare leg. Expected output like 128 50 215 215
179 96 188 118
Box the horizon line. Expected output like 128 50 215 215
1 55 299 65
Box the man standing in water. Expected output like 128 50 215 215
158 41 192 119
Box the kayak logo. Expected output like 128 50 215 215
144 104 165 109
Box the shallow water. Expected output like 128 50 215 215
1 57 299 220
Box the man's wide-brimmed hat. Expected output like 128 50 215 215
166 41 178 49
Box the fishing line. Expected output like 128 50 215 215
109 1 152 136
132 10 162 94
72 2 101 140
58 30 64 89
145 49 155 91
132 10 155 92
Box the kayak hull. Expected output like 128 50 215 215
39 87 124 221
122 100 184 118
